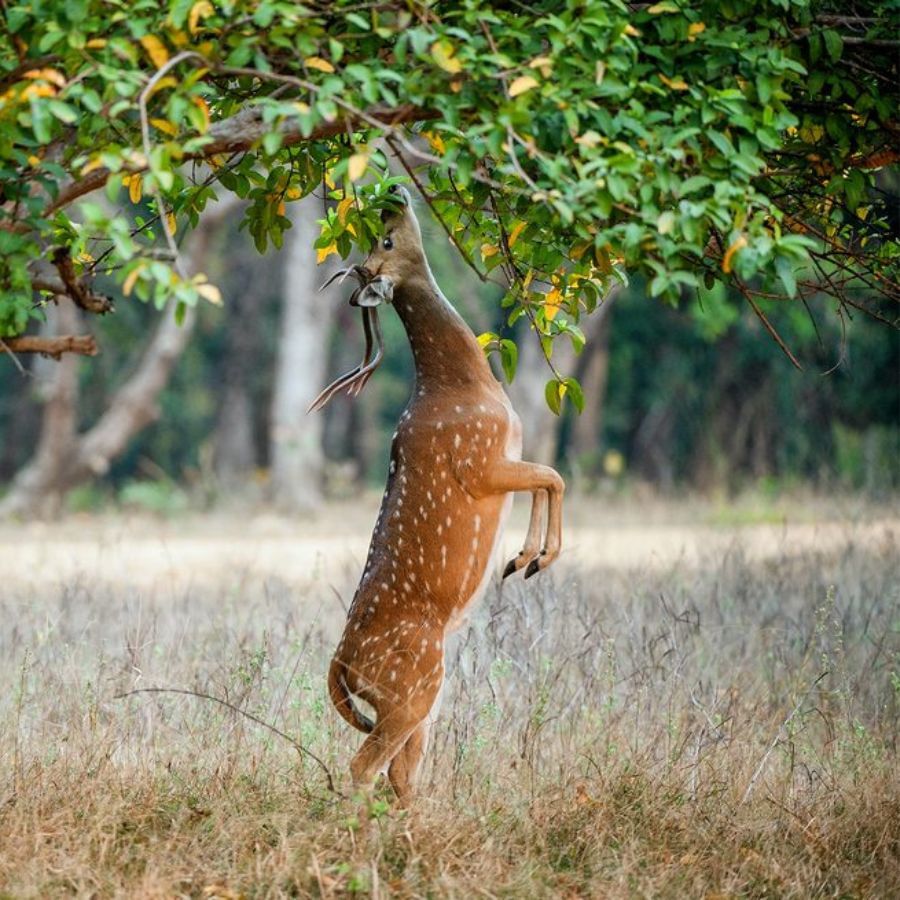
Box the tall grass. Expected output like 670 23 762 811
1 527 898 897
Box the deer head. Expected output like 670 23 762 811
308 187 423 413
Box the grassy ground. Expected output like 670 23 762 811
1 499 898 897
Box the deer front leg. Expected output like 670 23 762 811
502 489 547 579
470 459 564 579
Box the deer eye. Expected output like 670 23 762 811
383 236 394 250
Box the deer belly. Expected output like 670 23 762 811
446 491 514 633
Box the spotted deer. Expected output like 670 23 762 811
319 188 564 805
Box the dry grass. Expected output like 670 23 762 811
1 506 899 898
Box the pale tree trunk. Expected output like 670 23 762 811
269 195 335 513
0 302 82 517
508 293 617 466
212 243 266 488
568 294 617 470
0 199 236 519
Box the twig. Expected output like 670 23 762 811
137 52 207 279
740 671 828 805
0 338 27 374
114 685 344 796
735 278 803 370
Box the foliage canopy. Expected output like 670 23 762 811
1 0 897 404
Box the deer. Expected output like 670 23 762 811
313 186 565 806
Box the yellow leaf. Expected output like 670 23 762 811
423 130 446 155
507 221 527 248
688 22 706 37
476 332 495 348
431 40 462 75
24 68 67 87
324 169 335 189
305 56 335 73
208 154 226 169
523 269 535 290
150 117 178 136
481 243 499 260
509 75 539 98
624 24 641 36
147 76 177 97
81 157 104 176
317 243 338 264
197 282 222 305
277 199 286 216
86 38 107 49
529 56 553 77
659 73 689 91
347 153 368 183
188 0 214 35
192 96 210 132
722 235 747 274
123 263 146 296
336 196 354 225
139 35 170 69
125 174 142 204
545 287 562 319
166 211 177 235
27 154 41 167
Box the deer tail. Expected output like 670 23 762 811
328 658 374 734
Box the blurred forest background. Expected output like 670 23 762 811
1 190 897 517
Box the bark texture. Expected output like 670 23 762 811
268 195 335 513
0 199 236 519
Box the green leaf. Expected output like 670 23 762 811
544 378 563 416
563 377 584 414
499 338 518 383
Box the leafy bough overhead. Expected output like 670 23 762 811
1 0 897 407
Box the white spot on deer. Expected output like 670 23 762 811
389 460 396 474
446 515 452 527
454 433 461 449
435 639 442 650
454 405 462 413
441 545 447 569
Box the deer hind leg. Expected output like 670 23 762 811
387 721 429 807
349 648 443 801
473 458 564 579
503 488 547 578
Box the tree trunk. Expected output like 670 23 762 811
0 302 81 517
508 293 617 466
0 199 235 519
269 195 335 513
569 297 616 472
212 241 267 488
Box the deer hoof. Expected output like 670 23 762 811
502 557 519 579
523 550 547 580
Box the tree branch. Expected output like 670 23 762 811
48 247 115 314
0 335 98 358
37 101 439 222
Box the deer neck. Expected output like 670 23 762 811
393 272 492 391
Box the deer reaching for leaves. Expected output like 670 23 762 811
312 187 565 806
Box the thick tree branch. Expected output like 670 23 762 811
48 248 115 314
39 101 438 222
0 335 98 358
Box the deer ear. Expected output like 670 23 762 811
353 275 394 307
